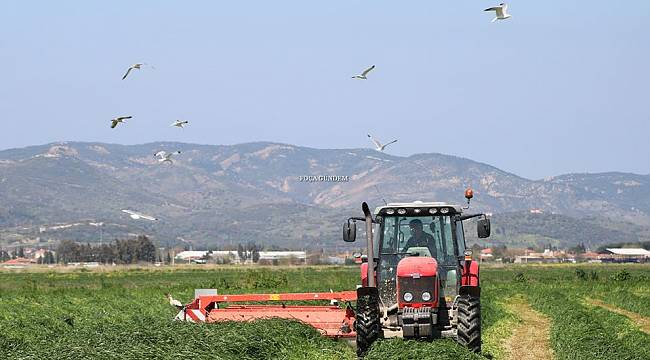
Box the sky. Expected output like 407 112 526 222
1 1 649 180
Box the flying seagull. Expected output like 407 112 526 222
484 3 511 22
110 116 132 129
352 65 375 80
154 150 182 164
367 134 397 152
171 120 189 128
166 294 184 310
121 209 158 221
122 63 154 80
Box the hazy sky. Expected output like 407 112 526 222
1 1 649 179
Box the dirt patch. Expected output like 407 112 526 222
504 298 554 360
588 299 650 334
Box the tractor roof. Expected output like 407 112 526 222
374 201 464 215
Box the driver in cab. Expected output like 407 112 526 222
404 219 437 258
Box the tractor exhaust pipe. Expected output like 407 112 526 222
362 202 375 288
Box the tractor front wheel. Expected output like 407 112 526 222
457 295 481 353
355 287 382 357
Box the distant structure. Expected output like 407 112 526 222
174 250 307 264
604 248 650 262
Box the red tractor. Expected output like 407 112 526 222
174 191 490 357
343 192 490 356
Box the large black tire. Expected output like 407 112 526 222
356 287 382 358
457 295 481 353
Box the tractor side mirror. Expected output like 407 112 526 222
343 221 357 242
477 217 491 238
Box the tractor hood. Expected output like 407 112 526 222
397 256 438 278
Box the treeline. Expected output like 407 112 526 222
0 247 25 262
56 235 156 264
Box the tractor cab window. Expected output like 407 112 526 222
377 215 459 307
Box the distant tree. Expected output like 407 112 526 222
57 240 81 264
137 235 156 263
165 252 172 265
246 242 260 264
570 242 586 255
45 251 55 264
237 244 246 263
17 247 25 258
252 247 260 263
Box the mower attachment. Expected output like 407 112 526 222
177 290 358 338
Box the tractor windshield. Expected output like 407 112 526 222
377 215 464 307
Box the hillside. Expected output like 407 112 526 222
470 211 650 249
0 141 649 249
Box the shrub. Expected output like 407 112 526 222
611 269 631 281
514 272 528 283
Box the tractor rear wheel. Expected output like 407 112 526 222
355 287 382 357
457 295 481 353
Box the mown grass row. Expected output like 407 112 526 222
497 264 650 360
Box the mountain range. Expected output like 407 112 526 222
1 141 648 250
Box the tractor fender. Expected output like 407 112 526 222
360 263 378 287
459 285 481 298
461 260 479 287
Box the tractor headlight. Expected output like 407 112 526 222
440 207 450 214
385 208 395 215
397 208 407 215
403 292 413 302
422 292 431 302
428 208 438 214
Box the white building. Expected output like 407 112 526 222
174 250 307 263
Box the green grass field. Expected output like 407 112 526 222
1 265 649 359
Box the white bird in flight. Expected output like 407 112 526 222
484 3 512 22
166 294 184 309
110 116 132 129
171 120 189 128
367 134 397 152
122 63 154 80
352 65 375 80
121 209 158 221
154 150 182 164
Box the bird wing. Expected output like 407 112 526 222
367 134 382 149
484 6 499 12
117 116 132 121
140 214 158 221
495 6 505 17
385 139 398 147
154 151 167 158
122 209 134 215
111 120 118 128
171 299 183 307
122 67 132 80
361 65 375 76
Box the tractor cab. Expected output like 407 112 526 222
373 202 468 309
343 191 491 356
